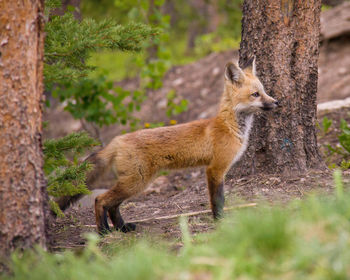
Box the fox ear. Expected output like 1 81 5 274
225 62 245 85
242 55 257 76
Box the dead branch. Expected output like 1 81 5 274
81 203 257 228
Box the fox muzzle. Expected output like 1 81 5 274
262 100 279 111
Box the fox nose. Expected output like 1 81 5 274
274 100 279 107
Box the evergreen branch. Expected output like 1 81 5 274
49 200 65 218
44 13 159 88
43 132 99 158
47 162 92 197
43 132 98 215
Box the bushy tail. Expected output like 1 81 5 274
55 151 110 211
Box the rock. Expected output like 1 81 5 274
320 2 350 41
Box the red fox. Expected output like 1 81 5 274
57 57 278 234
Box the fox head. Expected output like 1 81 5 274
224 57 278 114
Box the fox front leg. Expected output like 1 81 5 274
206 167 225 219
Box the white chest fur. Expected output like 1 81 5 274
230 114 254 166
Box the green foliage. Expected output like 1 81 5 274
44 10 158 90
165 90 188 118
43 132 99 216
44 0 188 129
111 0 190 125
321 4 332 11
52 75 143 128
333 169 344 199
82 0 243 81
136 0 172 91
44 0 161 129
179 217 191 253
321 116 332 135
194 34 240 57
4 171 350 279
88 50 143 81
321 117 350 169
339 159 350 170
339 119 350 153
5 235 173 280
143 121 165 129
44 0 61 15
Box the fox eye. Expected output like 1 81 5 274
252 92 260 97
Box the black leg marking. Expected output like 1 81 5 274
108 205 136 233
208 179 225 220
108 204 124 228
120 223 136 233
212 182 225 219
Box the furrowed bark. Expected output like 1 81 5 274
229 0 324 178
0 0 47 262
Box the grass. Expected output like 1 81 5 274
3 171 350 279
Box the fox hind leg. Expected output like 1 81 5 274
108 204 136 233
95 176 146 234
95 188 134 235
94 159 154 235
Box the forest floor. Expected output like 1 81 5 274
48 106 350 250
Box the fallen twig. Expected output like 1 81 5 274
51 245 86 250
81 203 257 228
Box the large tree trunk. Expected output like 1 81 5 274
229 0 324 178
0 0 46 261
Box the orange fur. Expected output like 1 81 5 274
90 58 278 234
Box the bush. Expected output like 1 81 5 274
320 117 350 169
43 132 99 216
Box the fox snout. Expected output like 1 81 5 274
262 99 279 111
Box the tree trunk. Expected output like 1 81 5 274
0 0 46 262
229 0 324 178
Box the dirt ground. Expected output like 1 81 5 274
48 169 350 251
48 106 350 250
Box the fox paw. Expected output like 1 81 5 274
119 222 136 233
98 227 112 236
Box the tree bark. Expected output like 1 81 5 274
229 0 324 178
0 0 46 262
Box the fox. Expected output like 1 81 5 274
57 57 278 234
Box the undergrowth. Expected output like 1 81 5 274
43 132 99 217
319 116 350 169
2 171 350 279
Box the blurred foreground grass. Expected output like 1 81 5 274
3 170 350 280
